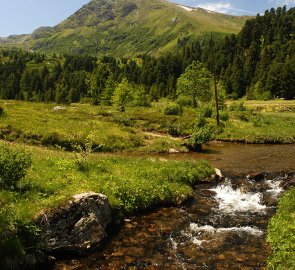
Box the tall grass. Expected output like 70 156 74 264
267 187 295 270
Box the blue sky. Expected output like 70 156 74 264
0 0 294 37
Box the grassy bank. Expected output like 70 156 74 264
1 100 295 153
0 100 194 153
216 100 295 144
0 141 213 266
267 186 295 270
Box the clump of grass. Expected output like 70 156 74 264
163 103 183 116
267 187 295 270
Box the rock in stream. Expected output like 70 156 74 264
37 192 112 255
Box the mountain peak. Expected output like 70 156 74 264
0 0 249 57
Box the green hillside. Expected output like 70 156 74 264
0 0 249 57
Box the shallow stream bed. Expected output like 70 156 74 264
53 143 295 270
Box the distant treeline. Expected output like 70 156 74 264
0 6 294 103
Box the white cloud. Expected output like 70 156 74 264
269 0 295 5
197 2 232 13
196 2 256 15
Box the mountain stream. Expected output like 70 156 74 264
53 143 295 270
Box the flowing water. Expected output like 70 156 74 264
53 143 295 270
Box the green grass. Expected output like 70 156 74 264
0 0 248 57
1 100 295 153
216 100 295 143
0 100 195 153
1 98 295 268
267 187 295 270
0 141 213 218
0 141 213 265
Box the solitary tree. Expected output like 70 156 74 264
176 61 211 107
112 78 133 112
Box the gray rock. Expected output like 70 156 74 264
37 193 112 254
247 172 265 182
215 168 223 178
53 106 67 112
169 148 180 154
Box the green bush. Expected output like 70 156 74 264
112 115 133 126
251 115 264 127
163 104 183 116
219 110 229 122
199 104 213 118
189 124 212 150
229 101 246 111
0 106 4 117
166 122 182 137
176 95 193 107
234 111 252 122
0 145 32 189
0 208 41 269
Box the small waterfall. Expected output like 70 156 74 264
181 177 282 249
265 178 283 195
210 179 267 213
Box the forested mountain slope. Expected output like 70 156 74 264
0 7 294 102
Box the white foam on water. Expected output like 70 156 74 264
168 235 187 270
169 236 178 251
265 179 283 196
189 223 263 236
187 223 263 246
210 184 266 213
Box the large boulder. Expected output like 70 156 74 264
37 192 112 254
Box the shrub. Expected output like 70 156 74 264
41 132 60 146
0 208 41 269
112 115 133 126
0 145 32 189
199 104 213 118
176 95 193 107
234 111 251 122
0 106 4 117
229 101 246 111
189 124 212 151
163 104 183 116
167 122 182 137
219 110 229 122
251 115 264 127
267 187 295 270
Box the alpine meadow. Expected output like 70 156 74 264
0 0 294 269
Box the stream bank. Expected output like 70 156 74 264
52 172 294 270
51 143 295 270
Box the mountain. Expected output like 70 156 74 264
0 0 249 57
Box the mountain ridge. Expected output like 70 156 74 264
0 0 250 57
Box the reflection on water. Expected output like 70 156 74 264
158 142 295 174
53 143 295 270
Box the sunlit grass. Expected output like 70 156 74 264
217 100 295 143
268 187 295 270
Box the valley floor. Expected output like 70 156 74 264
0 99 295 269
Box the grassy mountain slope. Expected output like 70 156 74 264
0 0 249 57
